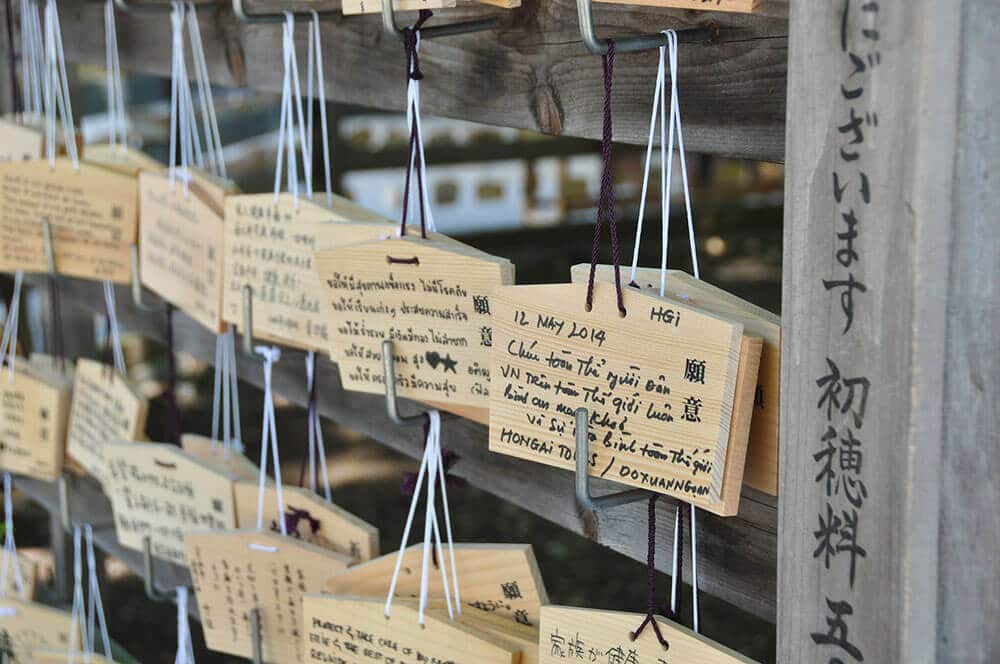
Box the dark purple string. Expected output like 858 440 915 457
630 495 669 648
163 303 181 445
585 41 626 316
398 10 433 240
298 352 320 491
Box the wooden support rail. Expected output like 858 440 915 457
6 0 790 162
26 275 778 623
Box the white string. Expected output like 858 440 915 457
665 30 698 281
186 3 226 179
67 527 89 664
305 352 331 502
384 411 458 625
211 329 242 457
168 2 191 194
0 272 23 382
669 502 679 616
254 345 286 535
273 14 312 207
20 0 44 118
308 11 333 207
102 281 127 377
104 0 128 152
398 29 436 235
174 586 195 664
43 0 78 171
0 474 27 600
84 526 112 659
690 504 700 633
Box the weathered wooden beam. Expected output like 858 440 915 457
33 274 777 622
779 1 1000 662
41 0 788 161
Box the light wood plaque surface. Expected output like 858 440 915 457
0 599 79 664
0 119 43 163
180 432 261 482
0 356 73 481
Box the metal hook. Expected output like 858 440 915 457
241 285 254 356
381 1 498 42
231 0 339 22
41 219 56 274
574 407 648 535
250 606 264 664
58 473 71 532
576 0 719 55
130 244 165 311
113 0 215 13
381 339 427 426
142 535 179 602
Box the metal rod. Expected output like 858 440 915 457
232 0 339 23
57 473 71 532
381 0 497 41
241 285 254 355
574 407 648 515
130 244 163 311
250 607 263 664
381 339 426 426
576 0 719 55
142 535 175 602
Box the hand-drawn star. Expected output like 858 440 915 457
441 354 458 373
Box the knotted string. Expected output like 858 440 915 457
0 474 27 600
398 10 435 239
298 351 332 502
0 272 23 381
104 0 127 152
630 496 668 646
42 0 78 171
163 303 181 445
273 12 312 208
174 586 195 664
385 410 460 625
255 345 287 535
585 41 625 315
211 328 243 457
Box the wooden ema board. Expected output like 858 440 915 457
33 651 115 663
181 433 261 482
223 193 393 351
104 442 238 565
184 528 355 663
0 599 79 663
539 605 756 664
325 543 547 629
232 480 379 562
82 143 166 177
0 119 43 163
65 359 149 487
489 281 761 515
571 265 780 496
2 553 38 601
594 0 758 13
302 596 522 664
0 356 73 481
342 0 455 15
139 171 227 333
316 235 514 408
0 157 139 283
443 607 540 664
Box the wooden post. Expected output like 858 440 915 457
780 1 1000 663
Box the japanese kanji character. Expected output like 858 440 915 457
684 358 706 384
682 397 703 423
811 598 865 662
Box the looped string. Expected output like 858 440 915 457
68 527 88 664
186 2 225 179
42 0 78 170
1 474 27 600
102 281 127 377
20 0 44 118
300 351 332 502
630 495 668 646
0 272 23 382
103 0 127 152
168 1 194 193
174 586 195 664
629 29 699 295
255 345 287 535
84 526 111 660
584 41 625 315
273 12 312 208
398 11 435 239
211 328 243 456
385 410 460 625
306 10 333 207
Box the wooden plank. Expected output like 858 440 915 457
43 1 789 162
31 275 778 622
0 599 78 663
778 0 1000 661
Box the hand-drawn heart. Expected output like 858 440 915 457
426 351 442 368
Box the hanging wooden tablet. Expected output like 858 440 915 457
488 281 762 515
0 599 79 663
0 157 139 283
222 193 394 351
316 234 514 408
2 553 38 601
33 651 115 664
184 528 354 663
301 596 522 664
82 143 166 178
181 433 260 482
103 442 237 564
572 265 781 496
65 359 149 487
341 0 456 15
325 543 547 628
0 118 43 163
0 356 73 481
445 607 540 664
138 171 228 332
539 605 757 664
232 480 379 562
